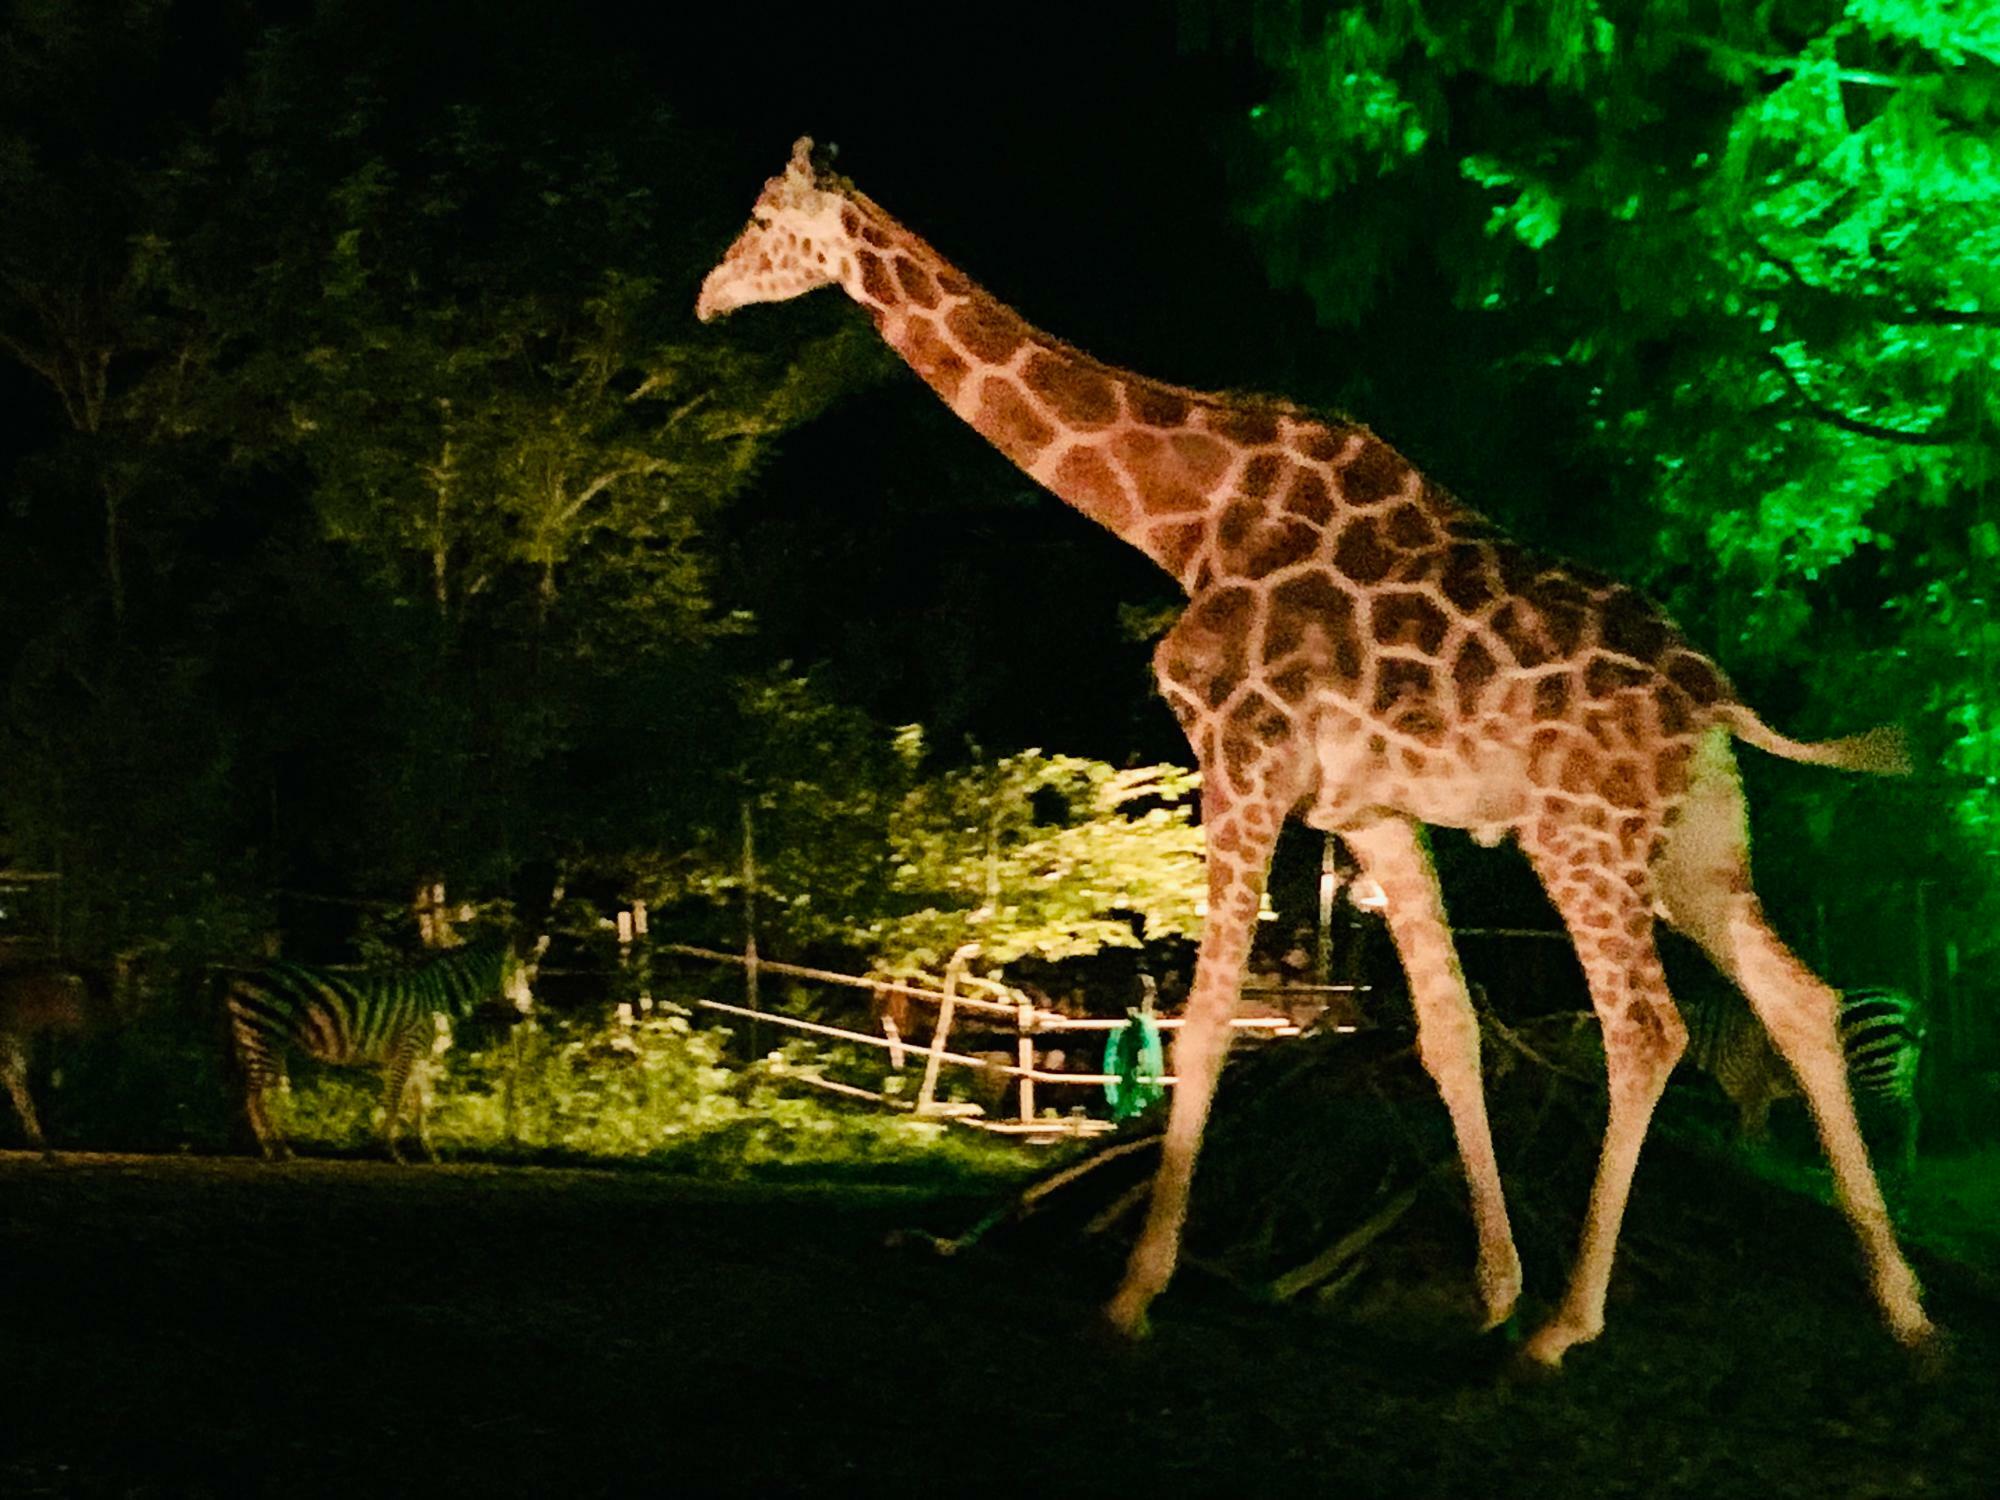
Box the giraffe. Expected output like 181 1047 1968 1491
696 138 1935 1367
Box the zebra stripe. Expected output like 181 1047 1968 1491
1680 986 1923 1164
224 941 523 1162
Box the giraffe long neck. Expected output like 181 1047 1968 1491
834 192 1340 593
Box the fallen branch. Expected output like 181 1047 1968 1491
1268 1180 1423 1302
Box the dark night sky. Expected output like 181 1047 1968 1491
630 2 1331 759
0 0 1565 931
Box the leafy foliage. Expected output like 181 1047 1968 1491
274 1008 1025 1177
1200 0 2000 958
867 745 1206 971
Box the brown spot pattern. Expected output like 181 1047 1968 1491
1111 431 1208 514
1452 637 1498 716
1333 517 1393 584
1152 520 1207 576
898 317 969 401
1371 592 1449 653
893 257 941 308
1236 520 1320 579
1491 602 1553 668
1385 503 1436 549
1022 352 1120 428
1283 470 1335 525
946 300 1029 363
1602 760 1647 810
1340 441 1410 507
1264 572 1353 658
1241 453 1285 500
972 377 1054 465
1217 499 1261 550
1293 424 1351 462
1053 446 1132 528
1211 407 1280 445
1441 545 1495 612
1169 433 1230 489
1665 651 1727 706
1161 587 1255 709
858 250 898 306
1374 658 1436 717
1584 655 1652 700
1129 385 1190 427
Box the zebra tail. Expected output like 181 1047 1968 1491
1717 707 1911 775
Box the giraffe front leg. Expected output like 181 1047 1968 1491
1343 817 1521 1331
1106 781 1287 1339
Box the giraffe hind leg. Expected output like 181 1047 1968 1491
1655 731 1932 1348
1520 831 1685 1368
1343 817 1521 1330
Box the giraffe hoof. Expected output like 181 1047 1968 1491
1518 1316 1593 1373
1504 1346 1566 1385
1102 1294 1153 1343
1905 1324 1953 1384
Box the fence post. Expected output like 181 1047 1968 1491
633 900 652 1012
1015 990 1037 1123
742 803 762 1058
917 943 979 1115
1316 832 1338 987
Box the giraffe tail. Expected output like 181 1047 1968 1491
1717 706 1911 775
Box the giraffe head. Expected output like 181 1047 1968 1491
695 136 854 323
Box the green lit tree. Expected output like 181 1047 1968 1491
1192 0 2000 961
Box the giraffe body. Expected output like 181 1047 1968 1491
698 139 1933 1366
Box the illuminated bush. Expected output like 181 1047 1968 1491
273 1008 1025 1176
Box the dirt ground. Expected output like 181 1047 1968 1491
5 1150 2000 1499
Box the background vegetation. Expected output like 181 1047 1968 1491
1 1 1993 1151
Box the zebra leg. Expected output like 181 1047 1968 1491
411 1057 439 1164
2 1035 49 1153
381 1033 422 1165
1656 733 1931 1348
243 1077 292 1162
229 1017 293 1161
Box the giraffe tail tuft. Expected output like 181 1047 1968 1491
1719 707 1911 775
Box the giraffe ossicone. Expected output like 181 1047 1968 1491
697 138 1934 1367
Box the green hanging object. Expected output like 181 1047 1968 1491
1102 1004 1167 1121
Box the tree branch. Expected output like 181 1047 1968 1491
1761 250 2000 328
1760 350 1961 446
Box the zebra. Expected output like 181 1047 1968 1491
0 965 89 1154
222 939 534 1163
1681 985 1924 1168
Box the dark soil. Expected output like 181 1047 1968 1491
5 1147 2000 1498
